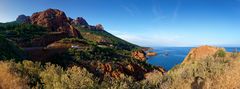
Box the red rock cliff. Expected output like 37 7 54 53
30 8 81 37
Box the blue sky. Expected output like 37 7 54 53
0 0 240 47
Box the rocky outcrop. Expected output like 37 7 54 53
30 8 81 37
147 52 157 56
16 14 31 23
83 61 165 80
132 50 146 61
182 45 225 64
15 8 108 37
71 17 89 27
95 24 104 30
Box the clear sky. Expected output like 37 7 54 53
0 0 240 47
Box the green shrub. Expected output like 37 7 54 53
215 49 226 58
16 60 43 88
40 63 96 89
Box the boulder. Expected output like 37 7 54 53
182 45 225 64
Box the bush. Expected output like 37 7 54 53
215 49 226 58
16 60 43 88
40 63 95 89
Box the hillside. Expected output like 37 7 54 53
76 27 139 51
0 8 166 88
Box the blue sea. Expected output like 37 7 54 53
147 47 239 71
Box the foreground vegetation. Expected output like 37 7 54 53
0 60 157 89
0 49 240 89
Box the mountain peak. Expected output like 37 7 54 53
16 14 31 23
71 17 89 26
30 8 81 37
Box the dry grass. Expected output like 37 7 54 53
209 59 240 89
0 61 28 89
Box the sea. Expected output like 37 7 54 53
147 47 239 71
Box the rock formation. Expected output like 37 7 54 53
30 8 81 37
85 61 165 80
132 50 146 61
71 17 89 26
16 14 31 23
147 52 157 56
182 45 225 64
95 24 104 30
16 9 108 37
